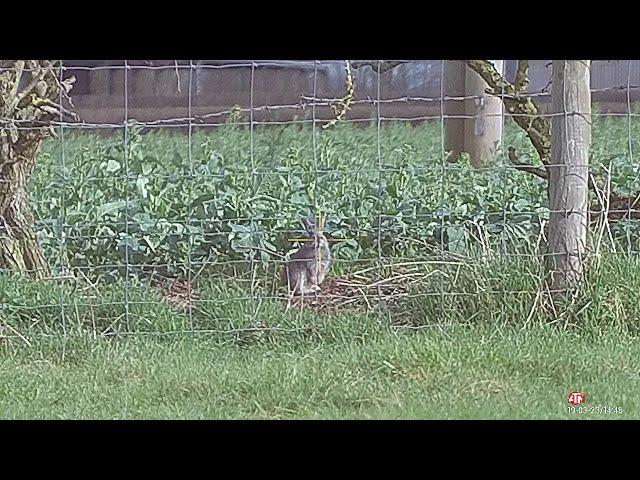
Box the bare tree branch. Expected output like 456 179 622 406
8 61 25 102
8 65 49 112
351 61 408 75
466 60 551 166
514 60 529 93
507 147 548 180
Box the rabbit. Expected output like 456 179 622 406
281 218 331 296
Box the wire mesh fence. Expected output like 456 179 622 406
1 60 639 343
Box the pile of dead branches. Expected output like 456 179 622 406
284 262 443 313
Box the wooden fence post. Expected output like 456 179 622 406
443 61 466 162
548 60 591 293
444 60 504 168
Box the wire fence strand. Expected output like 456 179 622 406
0 60 638 340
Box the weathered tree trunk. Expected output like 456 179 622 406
0 60 76 279
547 60 591 293
0 140 49 277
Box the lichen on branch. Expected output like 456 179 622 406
323 61 355 130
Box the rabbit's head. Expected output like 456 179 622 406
302 217 329 251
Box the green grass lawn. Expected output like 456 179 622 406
2 252 640 419
2 117 640 419
1 324 637 419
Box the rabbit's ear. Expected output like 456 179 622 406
301 218 314 233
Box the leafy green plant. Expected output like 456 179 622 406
30 117 640 281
